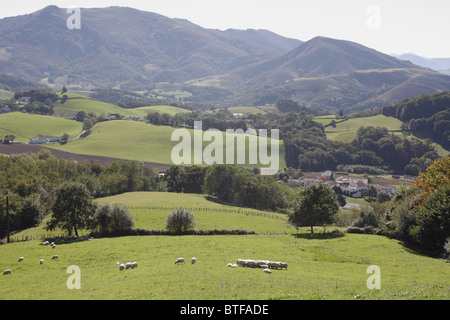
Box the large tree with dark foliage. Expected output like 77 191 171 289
47 182 96 237
288 182 340 233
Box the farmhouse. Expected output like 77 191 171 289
29 136 62 144
17 97 31 103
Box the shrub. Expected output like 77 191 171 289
93 203 135 235
166 207 196 234
352 208 379 228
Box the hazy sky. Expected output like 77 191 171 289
1 0 449 58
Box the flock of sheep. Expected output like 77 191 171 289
228 259 288 274
118 261 139 270
171 256 287 275
2 241 59 276
4 240 288 278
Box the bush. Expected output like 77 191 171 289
93 203 135 235
409 184 450 256
166 207 196 234
352 208 379 228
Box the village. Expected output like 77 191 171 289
277 169 415 210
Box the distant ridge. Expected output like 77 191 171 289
1 6 450 112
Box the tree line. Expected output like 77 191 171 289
381 90 450 149
245 111 438 175
0 150 160 237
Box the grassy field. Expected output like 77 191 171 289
48 120 286 170
1 191 449 300
94 192 290 234
0 89 14 100
53 93 189 118
0 112 83 143
315 114 450 156
315 115 403 143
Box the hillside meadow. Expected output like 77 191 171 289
0 112 83 143
314 115 403 143
48 120 287 170
1 191 449 300
53 93 189 118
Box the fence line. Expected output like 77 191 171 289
125 205 287 221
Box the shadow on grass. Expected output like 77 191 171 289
292 230 345 240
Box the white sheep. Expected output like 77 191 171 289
40 259 44 264
263 268 272 274
191 257 197 264
175 257 185 265
42 241 49 246
126 262 132 269
119 264 125 271
18 257 24 262
131 262 138 269
51 244 56 249
51 255 58 260
3 269 12 275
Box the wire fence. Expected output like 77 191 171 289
125 205 287 221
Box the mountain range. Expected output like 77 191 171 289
1 5 450 113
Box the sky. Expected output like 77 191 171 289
1 0 449 58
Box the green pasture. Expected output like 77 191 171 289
53 93 188 118
1 191 449 300
0 112 83 143
1 234 449 300
315 115 403 143
48 120 286 169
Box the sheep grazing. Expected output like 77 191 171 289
246 260 257 268
119 264 125 271
131 262 138 269
51 255 59 260
236 259 288 271
18 257 24 262
51 244 56 249
125 262 132 269
175 257 185 265
191 257 197 265
40 259 44 264
263 268 272 274
42 241 49 246
3 269 12 275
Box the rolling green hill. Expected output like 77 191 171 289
1 191 449 300
48 120 286 170
315 114 404 143
315 114 450 157
0 112 83 143
54 93 188 118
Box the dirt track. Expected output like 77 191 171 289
0 144 171 173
